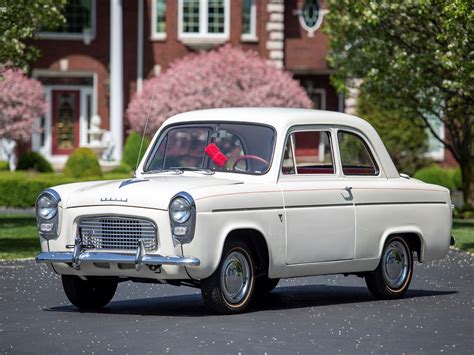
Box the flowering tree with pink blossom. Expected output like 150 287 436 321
127 45 312 134
0 67 46 170
0 67 46 142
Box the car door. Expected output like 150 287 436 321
335 129 389 260
279 127 356 264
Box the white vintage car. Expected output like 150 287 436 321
36 108 453 314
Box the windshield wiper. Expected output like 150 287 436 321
170 167 215 175
142 169 183 175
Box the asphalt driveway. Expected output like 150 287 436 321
0 249 472 354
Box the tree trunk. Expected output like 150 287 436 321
460 160 473 208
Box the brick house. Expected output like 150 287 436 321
26 0 452 166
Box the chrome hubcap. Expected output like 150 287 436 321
382 240 409 289
220 251 250 304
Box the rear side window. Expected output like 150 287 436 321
282 131 334 175
338 131 379 176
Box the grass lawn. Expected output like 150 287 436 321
0 215 39 260
452 219 474 254
0 215 473 260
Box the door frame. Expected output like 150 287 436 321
51 89 81 155
278 125 356 264
31 70 97 163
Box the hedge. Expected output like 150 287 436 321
414 166 455 190
0 171 131 208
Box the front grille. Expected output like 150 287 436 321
79 216 157 251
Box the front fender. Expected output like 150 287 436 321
182 210 284 279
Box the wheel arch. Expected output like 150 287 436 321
223 228 271 278
379 227 424 262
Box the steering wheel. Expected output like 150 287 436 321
232 155 270 171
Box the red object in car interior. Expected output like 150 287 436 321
205 143 228 167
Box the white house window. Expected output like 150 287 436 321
37 0 96 42
298 0 323 37
241 0 257 41
207 0 225 33
182 0 201 33
151 0 167 40
178 0 230 47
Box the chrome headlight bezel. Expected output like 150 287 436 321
169 192 196 244
170 197 192 224
36 194 58 220
35 189 61 239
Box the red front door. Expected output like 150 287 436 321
52 90 80 155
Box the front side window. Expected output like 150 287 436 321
282 131 334 175
338 131 379 176
145 123 275 175
152 0 167 38
38 0 95 38
242 0 257 40
179 0 229 40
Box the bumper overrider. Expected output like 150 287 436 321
36 238 200 271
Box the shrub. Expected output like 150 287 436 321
414 166 454 190
0 171 131 208
17 151 53 172
64 148 102 178
122 132 150 169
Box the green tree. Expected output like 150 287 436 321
357 92 430 176
0 0 66 69
325 0 473 206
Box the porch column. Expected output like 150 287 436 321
136 0 144 93
110 0 123 161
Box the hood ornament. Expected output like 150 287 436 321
119 178 149 189
100 197 128 203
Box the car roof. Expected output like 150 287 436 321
165 107 371 131
162 108 400 179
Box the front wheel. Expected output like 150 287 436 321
62 275 118 310
201 240 255 314
365 236 413 300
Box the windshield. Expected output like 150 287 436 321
144 122 275 175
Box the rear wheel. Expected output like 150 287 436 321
365 236 413 299
62 275 118 310
201 240 255 314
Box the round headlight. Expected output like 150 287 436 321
36 194 58 220
170 197 191 223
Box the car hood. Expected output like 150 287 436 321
64 175 242 210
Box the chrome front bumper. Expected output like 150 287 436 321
36 239 200 271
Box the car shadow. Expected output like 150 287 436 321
46 284 457 317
